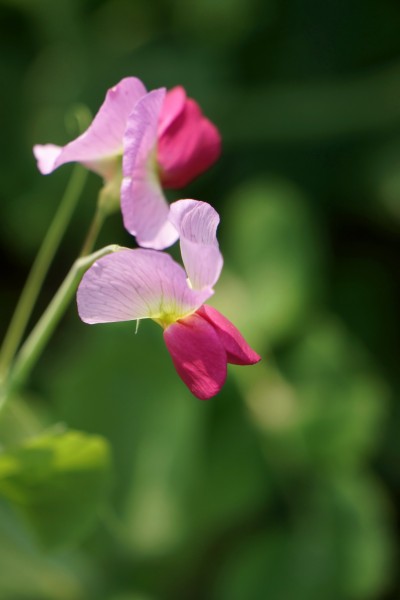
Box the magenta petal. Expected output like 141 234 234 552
197 305 261 366
158 86 187 137
169 199 223 290
164 313 227 400
34 77 147 178
121 88 178 249
157 90 221 189
77 249 212 324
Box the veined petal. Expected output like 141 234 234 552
157 91 221 189
120 173 178 250
122 88 165 176
77 249 211 325
169 200 223 290
197 305 261 365
121 88 178 249
163 313 227 400
34 77 147 178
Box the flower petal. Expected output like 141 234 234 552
33 144 62 175
77 248 211 325
121 88 179 249
157 86 187 136
34 77 147 178
120 174 178 250
163 313 227 400
197 305 261 365
157 90 221 188
169 199 223 290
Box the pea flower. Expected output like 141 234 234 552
33 78 221 248
121 87 221 249
33 78 146 182
77 201 260 399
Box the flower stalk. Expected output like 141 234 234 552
0 245 121 415
79 174 122 257
0 164 88 380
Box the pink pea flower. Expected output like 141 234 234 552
33 77 147 181
33 79 221 250
121 87 221 250
77 201 260 400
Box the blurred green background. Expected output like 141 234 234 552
1 0 400 598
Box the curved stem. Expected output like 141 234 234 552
79 175 122 257
0 164 88 380
0 245 121 415
79 203 106 257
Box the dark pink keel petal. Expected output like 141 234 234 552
157 86 187 137
197 305 261 366
163 313 227 400
157 88 221 189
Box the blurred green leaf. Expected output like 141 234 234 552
0 499 89 600
44 322 208 557
107 594 155 600
190 392 271 541
279 316 389 471
225 178 323 344
0 393 46 449
221 61 400 143
171 0 270 50
213 474 393 600
0 428 112 547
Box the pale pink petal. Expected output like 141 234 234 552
163 313 227 399
157 92 221 189
122 88 165 176
33 144 62 175
120 174 178 250
34 77 147 178
198 305 261 365
77 249 211 325
169 200 223 290
121 88 178 249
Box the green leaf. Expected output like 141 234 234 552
280 317 389 471
213 474 393 600
0 500 85 600
225 178 323 344
0 429 112 547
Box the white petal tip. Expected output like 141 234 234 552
33 144 62 175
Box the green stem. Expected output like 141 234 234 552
0 245 121 414
79 203 106 257
79 175 123 257
0 164 88 380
